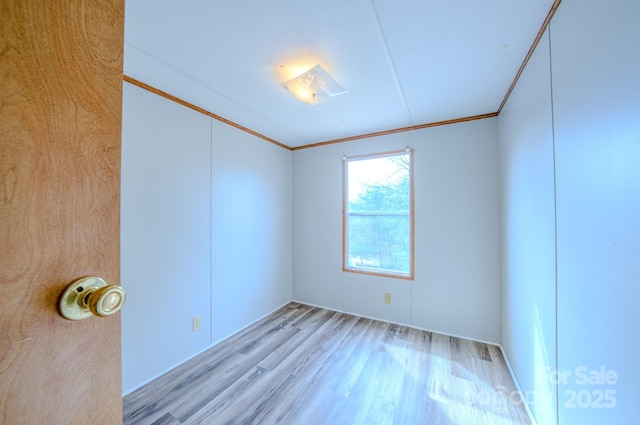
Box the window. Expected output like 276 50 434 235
343 149 414 279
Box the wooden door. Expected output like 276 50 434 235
1 1 124 424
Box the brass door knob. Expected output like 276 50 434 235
58 276 126 320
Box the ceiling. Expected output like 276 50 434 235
124 0 556 149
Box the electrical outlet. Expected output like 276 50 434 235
384 293 392 304
192 316 202 332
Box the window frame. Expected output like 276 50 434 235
342 148 415 280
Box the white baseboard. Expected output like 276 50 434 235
122 342 215 396
498 344 539 425
122 299 293 397
291 298 501 347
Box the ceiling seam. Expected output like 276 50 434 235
125 0 561 154
368 0 414 126
497 0 563 114
123 2 561 152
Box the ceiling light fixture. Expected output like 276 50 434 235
281 64 347 105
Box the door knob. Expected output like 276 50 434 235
58 276 126 320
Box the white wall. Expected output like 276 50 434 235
121 83 292 394
121 83 212 393
293 118 501 343
211 119 293 344
498 28 558 425
498 0 640 423
551 0 640 423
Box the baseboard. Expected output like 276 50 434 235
122 299 293 397
498 344 539 425
122 342 216 396
291 299 501 347
210 299 293 346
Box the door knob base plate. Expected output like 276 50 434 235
58 277 107 320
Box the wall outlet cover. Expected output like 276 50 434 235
192 316 202 332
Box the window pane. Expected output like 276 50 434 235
347 214 411 274
348 154 410 213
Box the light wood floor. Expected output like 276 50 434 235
123 303 532 425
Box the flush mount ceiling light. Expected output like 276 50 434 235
281 64 347 105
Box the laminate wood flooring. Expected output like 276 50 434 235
123 303 532 425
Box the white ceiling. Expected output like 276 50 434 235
124 0 556 148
